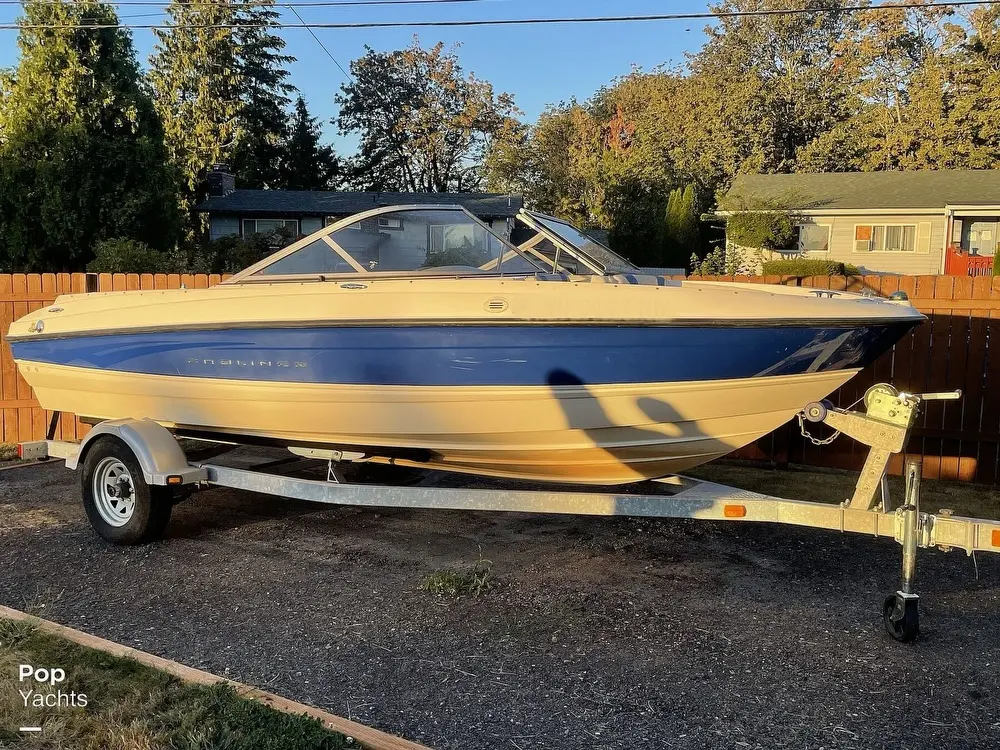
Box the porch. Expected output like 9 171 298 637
945 212 1000 276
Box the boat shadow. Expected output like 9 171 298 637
161 369 723 539
164 491 330 541
545 368 719 508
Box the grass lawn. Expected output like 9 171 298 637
0 618 354 750
691 462 1000 520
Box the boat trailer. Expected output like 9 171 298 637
17 383 1000 642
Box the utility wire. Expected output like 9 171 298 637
286 2 353 81
1 0 996 29
0 0 497 5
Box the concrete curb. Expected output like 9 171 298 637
0 604 431 750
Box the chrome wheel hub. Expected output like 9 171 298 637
93 457 136 527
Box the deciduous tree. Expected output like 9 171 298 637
336 40 520 192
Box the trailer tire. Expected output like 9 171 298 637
81 436 173 545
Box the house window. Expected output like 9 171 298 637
855 224 916 252
428 223 483 255
377 217 403 230
242 218 299 237
797 224 830 254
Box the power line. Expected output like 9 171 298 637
286 2 352 81
0 0 495 5
1 1 996 30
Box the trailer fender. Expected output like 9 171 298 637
67 419 208 486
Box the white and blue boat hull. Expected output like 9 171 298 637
10 313 917 483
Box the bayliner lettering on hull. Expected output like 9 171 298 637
185 358 308 369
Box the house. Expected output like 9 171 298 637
721 170 1000 275
195 166 523 244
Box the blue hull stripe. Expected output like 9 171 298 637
9 323 913 387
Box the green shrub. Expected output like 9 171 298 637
200 233 277 274
726 211 797 251
689 245 757 276
993 252 1000 277
165 232 289 275
762 259 860 276
84 231 294 275
87 238 172 273
423 246 489 268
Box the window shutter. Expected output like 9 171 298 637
917 222 932 253
951 218 963 244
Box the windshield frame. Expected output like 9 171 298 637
224 204 547 284
517 209 639 275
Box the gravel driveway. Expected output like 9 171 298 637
1 457 998 749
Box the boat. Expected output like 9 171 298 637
6 204 924 485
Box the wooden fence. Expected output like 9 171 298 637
2 271 999 483
0 272 227 446
721 273 1000 484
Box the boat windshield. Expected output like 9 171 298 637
232 206 545 281
520 211 639 275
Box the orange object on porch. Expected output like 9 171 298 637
945 245 994 277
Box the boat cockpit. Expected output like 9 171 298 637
224 204 642 284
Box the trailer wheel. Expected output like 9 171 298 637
882 593 919 643
81 436 173 545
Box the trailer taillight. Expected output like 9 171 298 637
16 443 23 459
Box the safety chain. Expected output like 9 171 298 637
796 412 841 446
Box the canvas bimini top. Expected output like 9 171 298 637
225 204 641 284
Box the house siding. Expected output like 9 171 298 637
801 213 947 274
489 218 512 240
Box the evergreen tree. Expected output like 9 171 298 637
150 0 294 236
679 185 699 250
280 96 339 190
149 0 241 236
663 184 700 267
0 0 178 271
229 0 295 189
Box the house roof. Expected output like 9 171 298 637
725 170 1000 211
196 190 523 218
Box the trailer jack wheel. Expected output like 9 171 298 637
883 593 919 642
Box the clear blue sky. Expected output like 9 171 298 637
0 0 715 152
